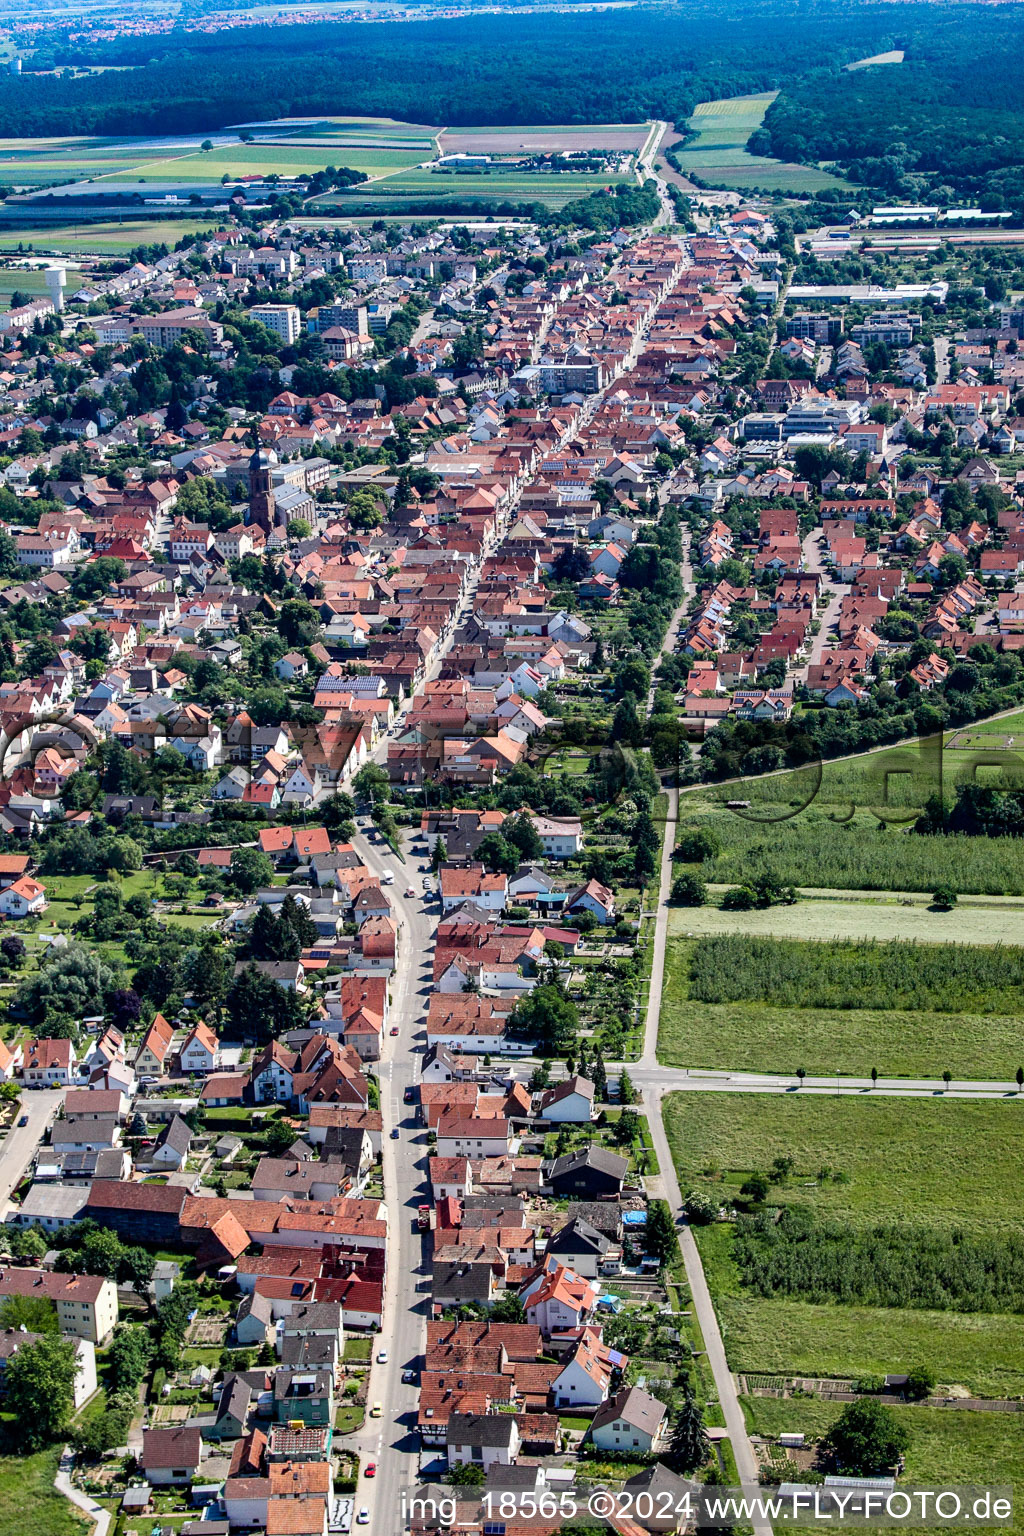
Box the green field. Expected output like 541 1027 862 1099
741 1396 1024 1515
0 267 52 303
686 713 1024 895
0 220 225 255
0 1446 85 1536
0 135 187 187
664 1093 1022 1237
722 1286 1024 1399
660 936 1024 1078
667 1093 1024 1399
106 145 427 184
674 92 848 193
323 166 634 212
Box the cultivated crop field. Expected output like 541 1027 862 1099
440 124 649 154
0 219 223 254
674 92 847 193
660 934 1024 1078
324 166 634 212
106 144 427 183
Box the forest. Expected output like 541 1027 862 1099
758 6 1024 214
687 933 1024 1015
734 1206 1024 1315
0 3 908 139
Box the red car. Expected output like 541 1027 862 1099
390 1026 399 1036
365 1463 376 1478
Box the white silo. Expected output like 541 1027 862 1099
44 267 66 313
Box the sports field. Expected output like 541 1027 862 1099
674 93 848 193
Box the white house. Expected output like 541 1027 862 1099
537 1075 595 1123
22 1036 76 1086
528 815 584 858
446 1412 520 1472
179 1021 219 1076
0 876 47 917
590 1386 667 1455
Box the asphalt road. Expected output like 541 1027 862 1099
347 829 439 1536
0 1086 62 1215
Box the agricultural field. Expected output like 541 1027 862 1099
664 891 1024 946
322 165 635 212
105 144 427 184
0 220 225 255
660 934 1024 1078
741 1396 1024 1508
673 93 848 193
439 124 650 154
666 1093 1024 1400
0 135 187 187
680 711 1024 894
845 48 905 69
0 267 52 303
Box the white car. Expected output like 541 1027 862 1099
357 1509 370 1525
377 1348 388 1363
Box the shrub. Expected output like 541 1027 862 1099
671 871 707 906
721 885 757 910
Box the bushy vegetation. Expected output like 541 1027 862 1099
734 1206 1024 1315
687 934 1024 1014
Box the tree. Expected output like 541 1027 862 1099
0 1294 59 1333
674 828 721 862
796 1067 806 1087
5 1333 78 1448
447 1462 486 1486
509 984 578 1054
117 1246 155 1295
109 1324 152 1394
671 871 706 906
739 1172 769 1204
0 933 26 969
503 813 543 863
490 1292 527 1323
431 837 448 871
14 942 121 1037
287 518 311 539
665 1391 710 1473
932 885 957 911
611 694 644 748
591 1051 608 1102
201 138 213 151
871 1067 878 1088
618 1069 636 1105
942 1069 952 1089
613 1108 642 1146
226 965 304 1044
904 1364 936 1401
9 1227 46 1260
1016 1067 1024 1094
683 1190 718 1225
264 1118 298 1156
227 847 274 895
346 489 385 531
645 1199 677 1264
821 1399 911 1476
353 763 390 803
721 885 756 910
474 831 518 877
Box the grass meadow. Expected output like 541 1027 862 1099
0 220 224 255
663 1092 1023 1236
324 166 633 212
741 1396 1024 1509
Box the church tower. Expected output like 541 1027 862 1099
248 444 278 533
